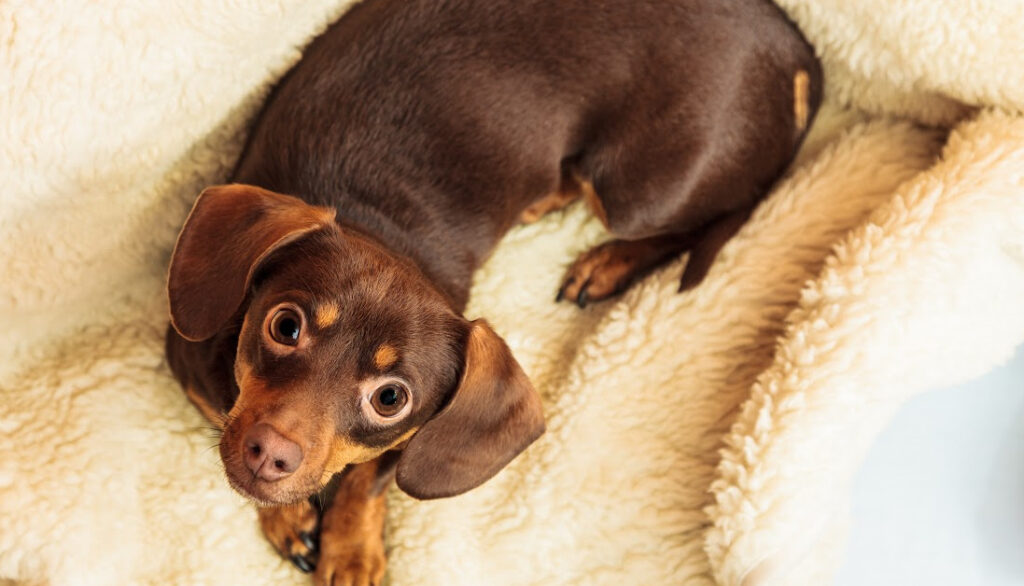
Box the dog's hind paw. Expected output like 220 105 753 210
557 237 680 308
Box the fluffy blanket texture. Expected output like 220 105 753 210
1 0 1022 584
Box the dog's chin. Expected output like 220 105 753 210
223 466 321 506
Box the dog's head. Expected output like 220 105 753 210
167 184 544 505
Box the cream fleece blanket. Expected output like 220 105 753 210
1 1 1022 585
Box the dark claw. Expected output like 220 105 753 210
299 531 317 552
576 278 592 308
556 276 575 303
291 553 315 573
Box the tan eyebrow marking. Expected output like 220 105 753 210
373 344 399 370
315 301 340 329
793 69 810 132
580 179 608 229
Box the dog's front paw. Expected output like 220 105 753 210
314 530 386 586
313 459 389 586
258 500 321 573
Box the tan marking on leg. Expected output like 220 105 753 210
186 385 226 429
316 459 388 586
520 187 581 224
315 300 340 329
793 69 810 132
580 179 609 229
372 343 398 370
521 171 609 228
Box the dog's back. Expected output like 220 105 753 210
232 0 821 303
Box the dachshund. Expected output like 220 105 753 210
165 0 821 583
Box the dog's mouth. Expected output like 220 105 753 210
222 464 321 506
218 425 327 506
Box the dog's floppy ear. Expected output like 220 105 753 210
168 183 335 341
396 319 545 499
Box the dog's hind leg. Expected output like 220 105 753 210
557 61 817 306
556 206 753 306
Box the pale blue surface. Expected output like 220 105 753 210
836 345 1024 585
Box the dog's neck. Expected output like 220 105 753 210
232 137 516 313
331 195 487 313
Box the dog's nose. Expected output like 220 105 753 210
242 423 303 482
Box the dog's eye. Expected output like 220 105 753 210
269 308 302 346
370 383 408 418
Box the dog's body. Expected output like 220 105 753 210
166 0 821 583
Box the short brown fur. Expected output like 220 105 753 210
165 0 822 581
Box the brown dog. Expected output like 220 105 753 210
165 0 821 583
